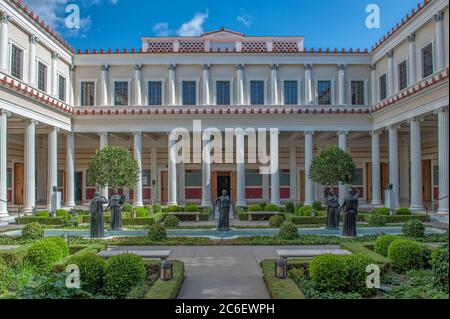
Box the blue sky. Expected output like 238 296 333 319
23 0 422 50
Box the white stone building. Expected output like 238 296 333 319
0 0 449 222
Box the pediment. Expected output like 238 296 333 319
201 28 245 39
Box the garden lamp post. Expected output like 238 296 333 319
275 259 288 279
161 260 173 281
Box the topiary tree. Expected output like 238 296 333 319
22 223 45 240
104 253 145 298
402 219 425 238
68 253 106 294
87 146 139 193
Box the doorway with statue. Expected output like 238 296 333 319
212 171 237 220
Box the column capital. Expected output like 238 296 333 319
434 106 449 115
304 130 315 136
434 11 445 22
386 50 394 58
101 64 109 71
236 64 245 70
27 119 39 126
370 130 382 136
132 132 143 137
98 132 108 137
168 64 177 71
407 33 416 43
0 109 11 117
0 14 12 24
338 64 347 71
70 64 76 72
134 64 143 71
304 64 313 70
271 64 279 70
387 124 400 131
202 64 210 71
337 130 349 136
30 35 40 44
52 52 61 60
407 116 424 124
49 127 61 133
370 63 377 71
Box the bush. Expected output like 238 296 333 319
25 239 67 274
55 209 68 217
312 201 323 211
184 203 199 212
148 224 167 241
21 223 45 240
345 254 376 295
277 222 299 240
396 207 412 215
134 207 149 218
35 211 50 217
284 202 295 214
0 259 13 294
297 206 314 216
104 253 146 298
372 207 390 215
264 204 280 212
151 203 163 214
122 203 133 212
432 246 449 293
269 215 284 228
165 205 181 213
163 215 180 228
248 204 264 212
402 219 425 238
309 254 348 292
367 213 387 227
68 253 106 294
43 237 70 258
388 239 431 273
374 235 401 257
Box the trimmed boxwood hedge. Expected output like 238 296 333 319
68 253 106 294
25 238 69 274
0 244 32 268
105 253 146 298
388 239 431 273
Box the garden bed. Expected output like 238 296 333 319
145 261 185 299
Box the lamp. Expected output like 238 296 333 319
275 259 288 279
160 260 173 281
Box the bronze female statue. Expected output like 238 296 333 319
341 187 360 237
215 189 232 231
107 190 125 231
325 186 340 229
90 192 108 238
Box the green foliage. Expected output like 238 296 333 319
0 244 31 268
22 222 45 240
43 237 70 257
165 205 182 213
309 146 356 186
148 223 167 241
374 235 401 256
35 211 50 217
0 258 13 295
285 213 327 225
61 214 80 228
105 253 146 298
396 208 412 215
151 203 163 214
184 203 199 212
284 202 296 214
372 207 390 215
367 213 387 227
134 207 149 218
340 242 390 265
149 212 166 224
55 209 68 217
309 254 348 292
344 254 375 295
312 201 323 211
402 219 425 238
126 282 152 299
388 239 431 273
25 238 68 274
122 203 133 212
68 253 106 294
297 205 314 216
432 246 449 293
87 146 140 189
247 204 264 212
277 222 299 240
264 204 280 212
269 215 284 228
163 215 180 228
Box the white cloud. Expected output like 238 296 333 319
153 22 172 37
176 10 209 36
236 10 252 27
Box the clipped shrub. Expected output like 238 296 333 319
134 207 149 218
284 202 296 214
309 254 348 292
247 204 264 212
374 235 400 256
372 207 390 215
104 253 146 298
268 215 284 228
0 259 13 294
312 201 323 211
26 239 66 274
277 222 299 240
388 239 431 273
297 205 314 216
35 211 50 217
264 204 280 212
21 222 45 240
122 203 133 212
432 246 449 293
367 213 387 227
148 223 167 241
185 203 199 212
55 209 68 217
345 254 376 295
163 215 180 228
68 253 106 294
396 207 412 215
42 237 69 258
402 219 425 238
166 205 181 213
151 203 163 214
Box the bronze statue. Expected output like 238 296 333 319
215 189 232 231
107 190 125 231
90 192 108 238
341 187 360 237
325 187 340 229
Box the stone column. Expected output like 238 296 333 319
304 132 314 205
24 120 38 213
99 132 108 200
387 51 394 96
133 132 143 207
101 64 109 106
262 174 270 202
201 135 212 207
338 64 346 105
270 130 280 205
168 64 176 106
370 64 377 104
338 131 348 203
69 65 75 106
51 53 60 97
36 137 46 204
436 107 449 215
236 64 245 105
399 135 410 204
290 146 298 202
178 163 185 206
371 131 383 207
168 134 177 206
435 12 446 72
28 36 39 86
408 34 417 85
134 64 143 106
65 133 75 208
0 14 11 73
236 130 246 206
202 64 211 105
409 118 424 211
388 125 400 208
47 127 59 211
304 64 314 105
271 64 279 105
0 110 10 219
150 147 158 203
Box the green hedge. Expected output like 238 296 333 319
285 214 327 225
362 214 429 223
260 260 304 299
17 215 157 226
145 261 185 299
0 244 32 268
340 242 390 266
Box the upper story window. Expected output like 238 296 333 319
10 44 23 80
351 81 365 105
114 81 129 106
422 43 434 78
148 81 162 105
216 81 231 105
250 80 264 105
37 62 47 92
245 169 262 187
398 60 408 90
317 81 331 105
7 168 11 188
284 81 298 105
80 82 95 106
280 170 290 187
182 81 197 105
379 74 387 100
58 75 66 102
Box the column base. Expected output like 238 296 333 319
201 201 212 208
235 201 247 207
410 205 425 212
65 202 76 209
304 201 314 206
133 202 144 208
0 215 15 225
167 202 178 207
371 200 383 208
271 201 281 206
437 209 449 215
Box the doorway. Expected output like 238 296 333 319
161 171 168 204
75 172 83 204
14 163 24 205
217 174 231 198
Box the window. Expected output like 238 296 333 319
422 43 434 78
114 81 129 106
142 170 151 187
216 81 231 105
37 62 47 92
58 75 66 101
284 81 298 105
317 81 332 105
353 168 364 186
398 60 408 90
185 170 202 187
182 81 196 105
351 81 365 105
57 171 64 188
379 74 387 100
80 82 95 106
10 44 23 80
148 81 162 105
280 170 290 187
250 81 264 105
7 168 11 188
245 170 262 187
433 166 439 186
